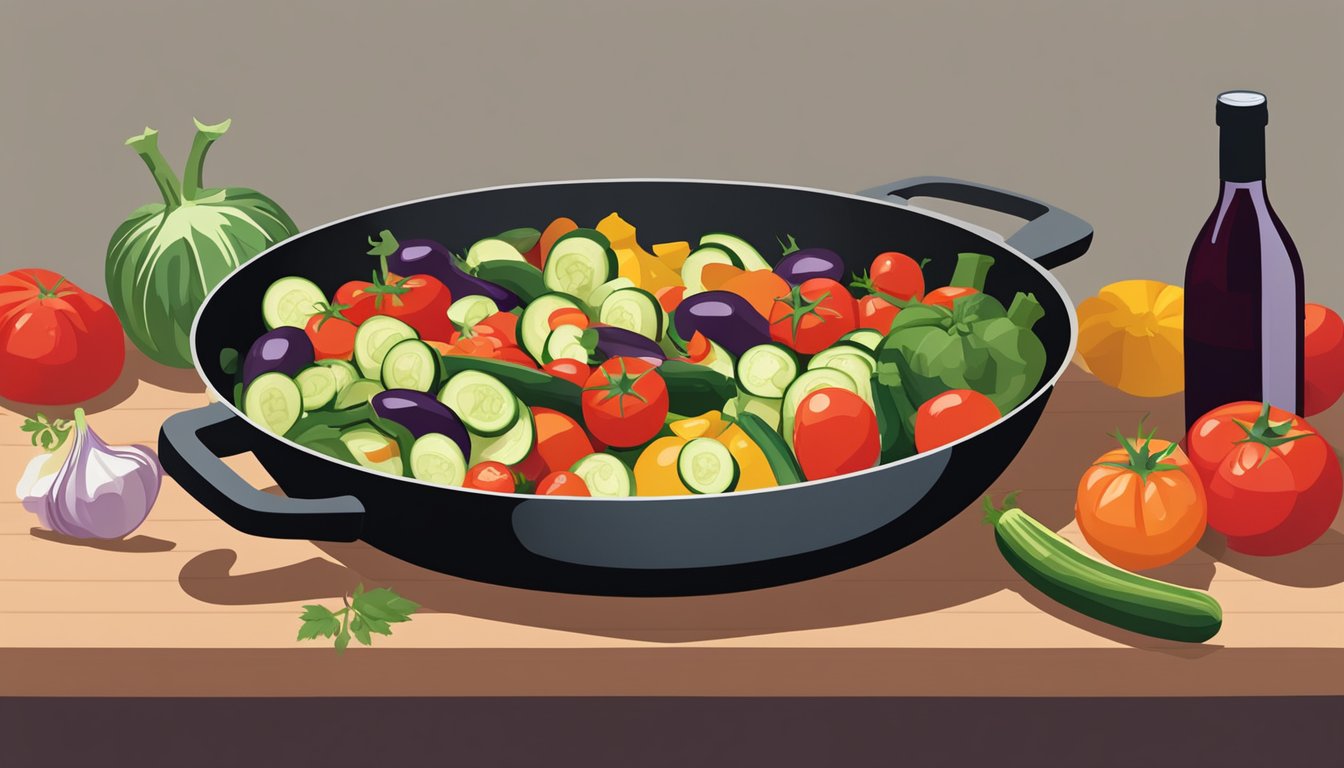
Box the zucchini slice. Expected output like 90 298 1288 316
333 378 385 410
261 276 325 330
380 339 443 392
446 295 499 332
677 437 739 494
465 237 526 272
736 343 799 399
438 370 520 437
570 453 636 497
543 229 617 302
598 287 663 340
699 232 772 272
294 366 338 411
469 399 535 465
680 245 740 296
409 432 468 487
353 315 418 379
243 372 303 435
543 324 592 365
519 293 583 364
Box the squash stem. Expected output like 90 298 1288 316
125 128 183 209
182 118 232 201
949 252 995 291
1007 292 1045 329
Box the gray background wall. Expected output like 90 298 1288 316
3 0 1340 303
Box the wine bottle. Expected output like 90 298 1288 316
1183 90 1304 433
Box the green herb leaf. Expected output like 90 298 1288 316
352 587 420 623
21 413 72 453
296 605 341 641
335 627 351 654
350 616 373 646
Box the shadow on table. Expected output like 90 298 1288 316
30 527 176 552
1199 527 1344 588
178 491 1080 643
0 344 205 419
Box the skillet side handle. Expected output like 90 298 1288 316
858 176 1093 269
158 403 365 541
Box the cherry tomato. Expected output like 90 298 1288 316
537 471 590 496
543 358 591 386
1075 426 1207 571
655 285 685 313
869 251 925 302
923 286 978 310
465 461 517 493
768 278 858 354
914 389 1000 452
685 331 712 363
0 269 124 405
334 273 453 341
1304 303 1344 415
581 357 670 448
792 388 880 480
474 311 519 347
548 307 589 331
494 345 539 369
1185 402 1341 553
303 303 358 360
857 295 899 333
531 407 595 475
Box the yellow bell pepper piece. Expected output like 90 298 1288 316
633 436 693 496
1076 279 1184 397
596 212 637 249
717 424 777 491
614 247 642 285
652 241 692 272
669 411 730 441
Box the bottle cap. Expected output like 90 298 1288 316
1217 90 1268 127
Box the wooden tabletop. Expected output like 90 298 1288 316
2 352 1341 697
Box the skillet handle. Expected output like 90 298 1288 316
858 176 1093 269
158 403 365 541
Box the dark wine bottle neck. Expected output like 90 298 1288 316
1220 125 1266 182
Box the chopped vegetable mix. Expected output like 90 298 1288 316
234 213 1049 495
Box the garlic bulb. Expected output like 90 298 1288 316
16 409 162 540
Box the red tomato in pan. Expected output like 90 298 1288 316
335 273 453 341
857 295 900 333
923 286 978 310
914 389 1000 452
543 358 591 386
1185 402 1341 554
464 461 517 493
768 278 858 354
792 388 880 480
528 407 595 476
536 471 590 496
304 303 357 360
0 269 125 405
581 357 670 448
869 251 925 302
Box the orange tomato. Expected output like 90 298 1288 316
1074 424 1207 571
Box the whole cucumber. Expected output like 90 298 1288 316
985 495 1222 643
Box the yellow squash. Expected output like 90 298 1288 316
633 436 694 496
716 424 776 491
597 213 681 291
1076 280 1184 397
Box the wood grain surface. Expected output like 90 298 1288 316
1 353 1340 697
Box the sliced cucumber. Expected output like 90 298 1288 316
781 368 859 448
839 329 884 352
543 324 592 365
243 372 303 435
465 237 526 272
474 260 547 304
316 359 358 395
447 295 499 332
409 432 468 487
808 347 876 407
519 293 583 364
570 453 636 497
677 437 739 494
469 399 535 465
261 276 325 330
340 425 403 476
379 339 443 392
294 366 338 411
334 378 385 410
599 287 663 340
585 277 636 312
736 343 799 399
680 245 740 295
700 232 771 272
438 370 520 437
353 315 418 378
543 229 617 301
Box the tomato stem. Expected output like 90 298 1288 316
1095 418 1182 484
771 284 836 339
1231 402 1311 466
778 234 801 256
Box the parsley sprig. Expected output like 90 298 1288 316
21 413 72 452
297 583 420 653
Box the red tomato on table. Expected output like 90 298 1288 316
1185 401 1341 554
914 389 1000 452
768 278 857 354
792 388 880 480
1304 303 1344 416
334 273 453 341
0 269 124 405
581 357 669 447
